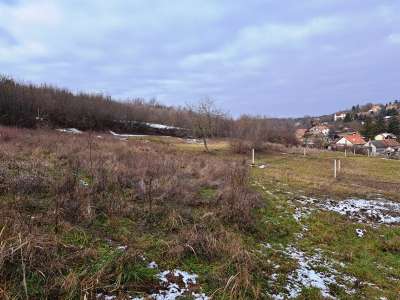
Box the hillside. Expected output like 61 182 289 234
0 76 297 146
295 101 400 142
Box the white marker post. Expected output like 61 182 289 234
338 159 341 173
345 149 347 157
304 147 306 156
252 148 255 165
334 160 337 179
353 148 356 155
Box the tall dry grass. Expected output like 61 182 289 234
0 127 263 298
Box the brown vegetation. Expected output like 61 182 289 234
0 127 263 299
0 76 297 146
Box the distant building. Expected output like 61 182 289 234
334 113 346 121
383 139 400 150
365 139 400 156
368 105 382 115
375 133 397 140
365 141 387 155
336 133 366 146
386 103 399 111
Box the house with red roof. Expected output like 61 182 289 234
336 133 366 146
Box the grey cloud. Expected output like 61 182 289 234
0 0 399 117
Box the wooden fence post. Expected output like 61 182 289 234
252 148 255 165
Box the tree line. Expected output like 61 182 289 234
0 76 297 146
361 115 400 140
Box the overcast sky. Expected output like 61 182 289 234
0 0 399 117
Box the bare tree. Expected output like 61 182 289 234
188 99 222 152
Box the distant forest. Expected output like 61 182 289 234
0 76 297 145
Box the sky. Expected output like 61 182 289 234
0 0 399 117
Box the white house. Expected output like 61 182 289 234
336 133 366 146
375 133 397 140
365 139 400 156
334 113 346 121
364 141 387 156
368 105 382 115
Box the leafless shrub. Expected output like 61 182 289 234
230 139 254 154
0 127 263 298
219 162 262 230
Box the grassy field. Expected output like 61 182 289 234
254 150 400 201
0 128 399 299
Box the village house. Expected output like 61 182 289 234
364 141 387 156
375 133 397 140
336 133 366 147
368 105 382 115
333 112 347 121
385 103 399 111
365 139 400 156
382 138 400 150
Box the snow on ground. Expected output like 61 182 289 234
97 254 208 300
153 269 206 300
109 131 147 138
56 128 83 134
148 261 158 269
270 246 357 299
145 123 180 130
186 138 202 144
295 197 400 225
79 179 89 187
355 228 365 238
318 199 400 225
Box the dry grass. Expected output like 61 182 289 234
0 127 263 299
253 150 400 201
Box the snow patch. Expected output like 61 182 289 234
79 179 89 187
296 197 400 225
97 260 208 300
270 246 356 299
147 261 158 269
186 138 202 144
355 228 365 238
318 198 400 225
146 123 179 130
109 131 147 138
57 128 82 134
